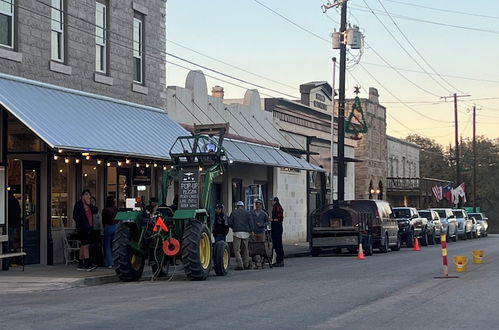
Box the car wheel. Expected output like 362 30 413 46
428 229 436 245
311 247 321 257
363 235 373 256
380 233 389 253
392 234 401 251
421 229 429 246
406 230 414 248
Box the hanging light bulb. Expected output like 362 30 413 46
75 159 80 164
53 155 59 160
199 166 203 171
146 163 150 168
126 159 130 164
136 163 140 168
107 162 111 167
93 167 97 170
58 149 63 153
117 161 122 166
153 163 158 168
170 165 174 169
85 156 91 160
97 160 102 165
59 169 63 173
64 158 70 164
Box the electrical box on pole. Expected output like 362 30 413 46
332 31 341 49
346 25 362 49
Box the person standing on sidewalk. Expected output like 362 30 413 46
73 190 98 271
212 203 229 242
102 196 118 269
250 199 270 269
271 197 285 267
228 201 253 270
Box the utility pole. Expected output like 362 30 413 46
441 93 470 204
337 1 347 203
472 105 477 212
330 57 337 203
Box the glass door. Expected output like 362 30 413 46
117 168 131 209
22 161 41 265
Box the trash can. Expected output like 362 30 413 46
473 250 484 264
454 256 467 273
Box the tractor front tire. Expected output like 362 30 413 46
213 240 230 276
182 219 213 281
113 224 145 282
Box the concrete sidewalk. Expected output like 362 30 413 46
0 243 310 294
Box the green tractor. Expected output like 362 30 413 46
112 124 231 281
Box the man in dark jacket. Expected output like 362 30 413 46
271 197 285 267
73 189 98 271
228 201 253 270
212 203 229 242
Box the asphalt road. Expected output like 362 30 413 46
2 236 499 330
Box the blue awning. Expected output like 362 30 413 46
0 74 189 160
223 139 325 172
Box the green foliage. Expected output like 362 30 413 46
405 134 451 181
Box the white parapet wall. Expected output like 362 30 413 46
274 167 308 243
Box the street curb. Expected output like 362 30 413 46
74 251 311 287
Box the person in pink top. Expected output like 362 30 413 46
73 189 98 271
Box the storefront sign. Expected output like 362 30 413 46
132 166 151 186
179 170 199 209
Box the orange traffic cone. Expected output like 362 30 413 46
357 243 366 260
413 237 421 251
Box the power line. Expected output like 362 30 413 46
349 4 499 35
251 0 330 43
167 39 297 90
362 0 451 96
384 0 499 21
28 0 301 100
375 0 465 95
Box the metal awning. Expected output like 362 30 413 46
0 74 189 160
223 139 325 172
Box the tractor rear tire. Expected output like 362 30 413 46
113 224 145 282
182 219 213 281
213 240 230 276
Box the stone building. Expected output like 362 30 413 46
0 0 166 109
345 88 388 200
0 0 186 266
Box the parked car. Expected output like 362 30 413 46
469 212 489 237
418 210 443 243
452 209 473 240
469 217 483 238
429 208 458 242
393 207 430 247
341 200 400 254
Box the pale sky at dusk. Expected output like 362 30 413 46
166 0 499 146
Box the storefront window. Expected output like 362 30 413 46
7 114 44 152
51 158 71 228
82 161 100 205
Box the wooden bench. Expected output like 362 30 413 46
0 252 26 271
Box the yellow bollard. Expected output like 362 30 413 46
454 256 467 273
473 250 484 264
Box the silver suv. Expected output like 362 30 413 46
452 209 473 240
430 208 458 242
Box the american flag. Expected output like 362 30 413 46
432 185 443 201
